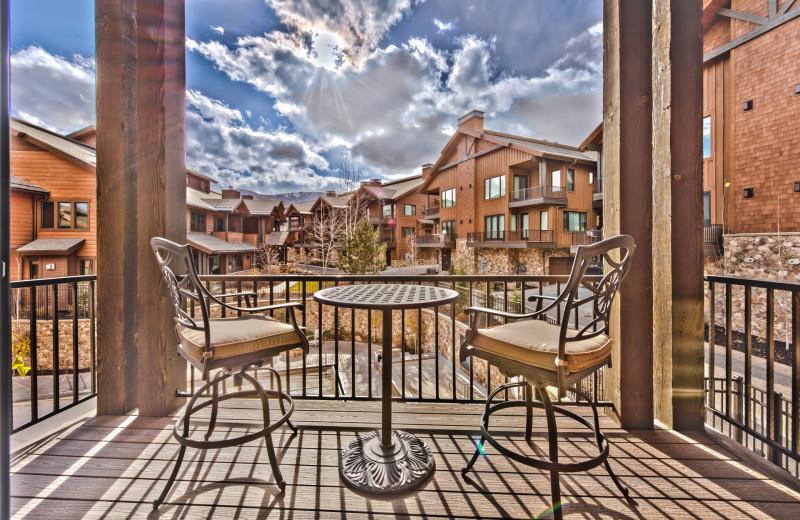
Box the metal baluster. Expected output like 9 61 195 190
302 280 307 397
401 307 406 400
791 290 800 455
286 280 291 396
368 308 372 399
334 280 339 399
418 307 422 400
725 283 733 418
351 307 356 399
435 279 439 401
709 282 716 410
30 287 38 422
52 285 59 412
237 280 243 316
468 281 474 401
90 280 96 396
452 284 456 401
318 296 323 398
745 286 752 429
72 282 79 404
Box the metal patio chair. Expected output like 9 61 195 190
150 237 309 509
459 234 635 518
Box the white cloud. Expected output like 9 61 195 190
433 18 455 34
185 90 335 194
10 46 95 134
211 25 225 35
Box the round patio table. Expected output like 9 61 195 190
314 283 458 494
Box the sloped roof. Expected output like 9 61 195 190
186 233 258 254
187 167 218 185
483 130 596 162
10 174 48 194
242 198 281 215
186 187 221 211
579 123 603 151
382 174 423 199
11 117 96 170
286 201 314 215
16 238 85 255
320 195 351 208
265 231 291 246
201 198 245 212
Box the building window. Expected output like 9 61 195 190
442 220 455 236
589 171 595 185
41 201 90 230
521 213 529 232
213 216 225 232
382 203 394 218
58 202 72 228
402 204 416 216
513 175 528 200
442 188 456 208
484 175 506 200
484 214 505 240
567 169 575 191
74 202 89 229
209 255 221 275
41 202 55 229
703 191 711 226
190 211 207 233
510 213 517 231
540 211 548 230
365 207 370 218
401 227 415 238
29 259 40 279
551 170 561 189
703 115 711 159
79 259 94 275
562 211 587 231
228 254 243 273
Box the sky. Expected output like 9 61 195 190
9 0 603 195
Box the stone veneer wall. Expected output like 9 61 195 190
704 233 800 343
12 320 93 373
449 238 571 275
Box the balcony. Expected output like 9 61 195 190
9 273 800 518
571 229 603 253
421 205 440 219
380 235 397 248
509 185 567 209
704 224 724 255
414 233 456 248
467 230 554 248
593 178 604 207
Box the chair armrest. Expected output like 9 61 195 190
212 291 257 300
464 306 534 321
221 301 304 314
527 294 557 302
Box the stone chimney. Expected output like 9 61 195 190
421 163 434 180
326 190 337 197
242 194 254 200
222 187 241 199
457 110 484 133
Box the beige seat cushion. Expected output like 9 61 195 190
177 314 301 361
471 319 612 373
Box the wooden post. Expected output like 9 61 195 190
602 0 655 429
96 0 187 416
603 0 704 430
651 0 705 430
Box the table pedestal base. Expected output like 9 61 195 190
339 430 435 493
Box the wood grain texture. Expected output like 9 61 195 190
9 401 800 519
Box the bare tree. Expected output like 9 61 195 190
255 244 281 274
309 208 346 274
338 155 370 237
337 155 366 194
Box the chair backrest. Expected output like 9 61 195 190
150 237 212 352
556 234 635 347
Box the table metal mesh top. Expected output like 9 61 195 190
313 284 458 310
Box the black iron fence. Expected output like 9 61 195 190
186 274 608 406
704 274 800 477
571 229 603 247
704 224 724 248
9 275 97 434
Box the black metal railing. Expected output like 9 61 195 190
422 205 440 217
9 275 97 434
525 229 555 243
186 274 608 406
511 185 566 202
571 229 603 247
467 231 524 243
704 224 724 248
415 233 456 245
704 274 800 477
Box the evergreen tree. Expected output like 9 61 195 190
339 217 387 274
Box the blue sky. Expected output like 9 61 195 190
9 0 603 194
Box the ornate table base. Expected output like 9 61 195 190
339 430 435 494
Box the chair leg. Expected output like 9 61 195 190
461 436 485 475
537 385 563 520
240 371 286 490
584 387 629 498
524 383 533 442
204 376 220 441
265 366 297 434
153 382 198 510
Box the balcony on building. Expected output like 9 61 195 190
570 229 604 253
508 185 568 209
466 229 555 248
414 232 456 248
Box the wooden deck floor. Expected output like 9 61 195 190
9 399 800 519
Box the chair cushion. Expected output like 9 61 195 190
470 319 612 373
177 314 302 361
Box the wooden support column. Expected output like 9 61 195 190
604 0 704 430
652 0 705 430
602 0 654 429
96 0 187 416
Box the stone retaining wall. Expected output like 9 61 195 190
11 319 93 372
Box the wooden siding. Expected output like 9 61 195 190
10 138 97 274
703 55 732 228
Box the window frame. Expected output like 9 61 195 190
562 211 587 232
442 220 456 237
401 204 416 216
703 115 711 160
483 175 506 200
540 211 548 231
442 188 456 208
40 200 91 231
401 227 415 239
484 214 505 240
567 169 575 192
550 170 561 189
190 211 207 233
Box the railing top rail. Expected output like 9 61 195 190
704 274 800 291
10 274 97 288
199 273 601 283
